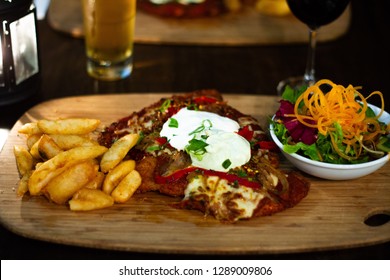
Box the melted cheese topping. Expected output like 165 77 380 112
160 108 251 172
185 175 265 221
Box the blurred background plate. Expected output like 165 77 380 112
47 0 351 45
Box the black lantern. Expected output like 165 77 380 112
0 0 40 106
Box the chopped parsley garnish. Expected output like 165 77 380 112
168 118 179 128
222 159 232 169
160 99 171 113
146 145 161 152
186 103 198 110
189 119 212 136
236 169 247 178
185 139 209 160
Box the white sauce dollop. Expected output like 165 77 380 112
160 108 251 172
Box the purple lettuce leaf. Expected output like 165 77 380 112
275 100 318 145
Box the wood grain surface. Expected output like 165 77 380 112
47 0 351 45
0 94 389 255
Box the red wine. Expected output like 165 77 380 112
287 0 350 29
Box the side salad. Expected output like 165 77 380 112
271 79 390 164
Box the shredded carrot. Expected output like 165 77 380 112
291 79 386 160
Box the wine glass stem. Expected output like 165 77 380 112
303 28 317 86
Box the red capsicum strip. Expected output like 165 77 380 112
237 125 278 152
257 141 279 152
193 96 219 104
155 137 168 145
167 106 178 117
155 167 261 189
237 125 254 141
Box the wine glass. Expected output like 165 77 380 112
277 0 350 94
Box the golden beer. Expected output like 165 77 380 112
81 0 136 80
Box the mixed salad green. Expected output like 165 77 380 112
271 82 390 164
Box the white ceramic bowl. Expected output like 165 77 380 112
269 103 390 180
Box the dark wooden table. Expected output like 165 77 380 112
1 0 389 259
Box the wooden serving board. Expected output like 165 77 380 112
47 0 351 45
0 94 389 255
